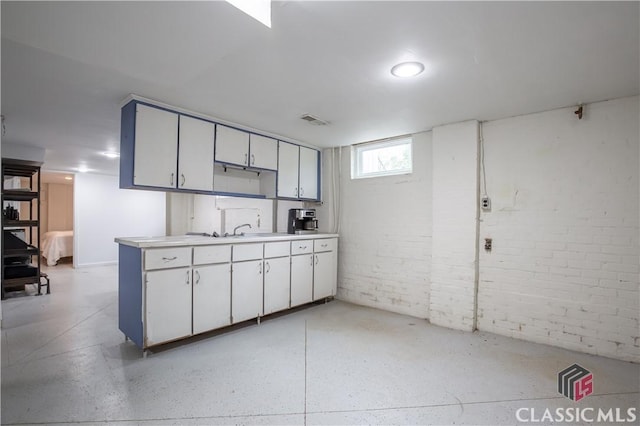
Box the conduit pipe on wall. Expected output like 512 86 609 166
330 146 342 235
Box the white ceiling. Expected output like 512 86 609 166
2 1 638 176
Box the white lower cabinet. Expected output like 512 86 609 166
193 263 231 334
313 251 337 300
145 267 192 346
291 254 313 307
232 260 264 323
121 236 337 351
264 256 291 314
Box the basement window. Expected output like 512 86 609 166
351 136 412 179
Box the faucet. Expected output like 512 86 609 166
230 223 252 236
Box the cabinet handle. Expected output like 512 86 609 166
258 262 262 275
180 174 185 187
266 261 270 273
299 245 307 250
294 187 298 197
195 270 200 284
186 270 190 285
321 244 328 248
162 256 177 262
170 173 174 186
315 255 319 265
300 187 305 197
244 153 248 165
251 154 255 165
310 255 314 266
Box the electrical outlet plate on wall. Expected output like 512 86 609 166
481 196 491 211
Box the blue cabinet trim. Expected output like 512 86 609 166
118 245 143 348
119 101 136 189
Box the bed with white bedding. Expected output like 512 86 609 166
42 230 73 266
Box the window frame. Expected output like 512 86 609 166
351 136 413 179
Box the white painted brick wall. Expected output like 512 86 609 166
332 132 432 318
430 121 479 331
478 96 639 362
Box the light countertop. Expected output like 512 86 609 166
115 233 339 248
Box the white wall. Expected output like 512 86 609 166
478 96 639 362
74 173 165 267
430 121 479 331
166 193 294 236
327 95 638 362
335 131 432 318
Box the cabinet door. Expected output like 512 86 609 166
178 115 215 191
134 104 179 188
313 251 337 300
277 142 299 198
299 146 319 200
249 134 278 170
193 264 231 334
264 257 290 314
291 254 313 307
231 260 264 323
216 125 250 166
145 267 192 346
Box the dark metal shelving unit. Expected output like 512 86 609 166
1 158 45 299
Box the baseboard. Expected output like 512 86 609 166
74 261 118 268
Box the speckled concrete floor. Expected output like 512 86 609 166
1 264 638 425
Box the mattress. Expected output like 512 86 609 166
41 230 73 266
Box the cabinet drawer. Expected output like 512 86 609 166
145 247 191 270
264 241 290 258
291 240 313 255
193 245 231 265
314 238 337 253
233 243 263 262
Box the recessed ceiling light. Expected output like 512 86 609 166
77 166 90 173
102 151 120 159
391 61 425 78
64 176 73 181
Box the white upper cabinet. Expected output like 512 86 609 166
133 104 179 188
277 142 320 200
299 146 319 200
178 115 215 191
122 100 320 199
215 125 250 166
215 127 277 171
277 141 300 198
249 134 278 170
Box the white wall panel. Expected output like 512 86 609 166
477 96 639 362
429 121 479 331
74 174 165 267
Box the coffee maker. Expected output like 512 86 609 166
287 209 318 234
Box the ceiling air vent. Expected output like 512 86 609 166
300 114 329 126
